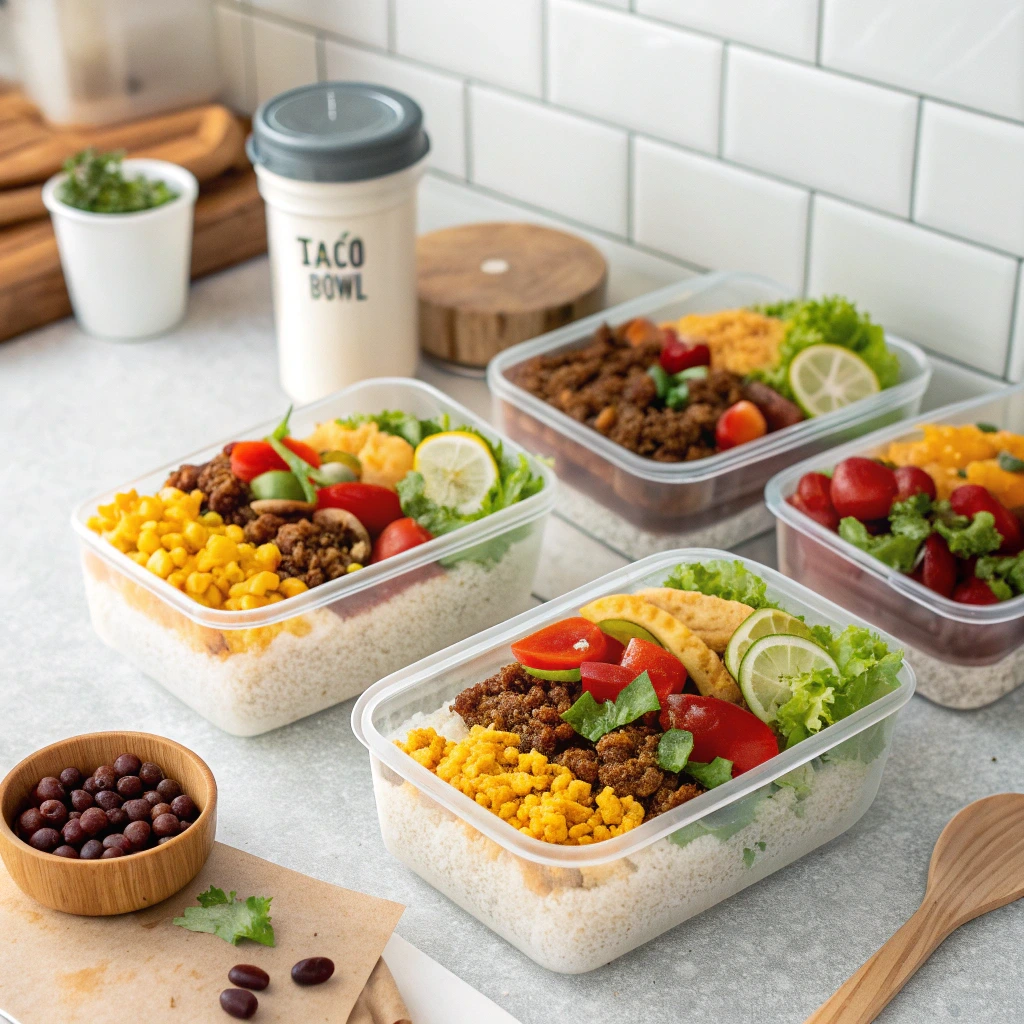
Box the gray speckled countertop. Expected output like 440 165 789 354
1 257 1021 1024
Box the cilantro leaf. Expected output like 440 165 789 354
173 886 275 946
561 672 660 742
685 757 734 789
997 451 1024 473
933 509 1002 557
663 560 778 609
656 729 694 773
335 410 449 448
752 296 900 400
57 149 179 213
838 516 925 572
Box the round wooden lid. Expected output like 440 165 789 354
417 221 607 367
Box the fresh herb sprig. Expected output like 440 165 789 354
173 886 275 946
57 149 179 213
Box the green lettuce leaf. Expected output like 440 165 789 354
975 553 1024 598
888 493 934 540
776 670 837 748
685 757 734 789
173 886 275 946
933 509 1002 557
561 672 660 742
335 410 449 447
752 296 900 399
838 516 924 573
656 729 694 773
668 790 762 849
663 560 778 609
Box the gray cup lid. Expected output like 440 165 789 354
248 81 430 183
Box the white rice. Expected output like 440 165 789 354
903 638 1024 709
376 705 882 973
82 532 542 736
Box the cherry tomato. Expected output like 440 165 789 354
660 339 711 375
659 694 779 775
618 638 687 703
893 465 936 503
371 517 433 563
715 400 768 451
917 533 957 599
950 484 1023 554
230 438 321 482
511 617 609 671
952 577 1001 605
316 482 402 537
830 457 898 521
787 493 840 532
580 662 636 703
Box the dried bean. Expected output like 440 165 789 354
152 813 179 838
59 767 83 789
34 778 64 803
117 775 143 799
79 839 104 860
70 789 94 812
228 965 269 991
219 989 258 1019
113 753 142 777
156 778 181 801
138 763 164 787
291 958 335 986
171 795 198 821
93 766 117 790
29 828 60 852
78 807 108 836
94 790 123 811
53 845 79 859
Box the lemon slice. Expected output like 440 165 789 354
413 431 499 514
737 634 837 725
724 607 813 679
788 344 880 417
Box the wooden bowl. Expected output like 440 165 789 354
0 731 216 916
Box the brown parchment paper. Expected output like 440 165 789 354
0 842 405 1023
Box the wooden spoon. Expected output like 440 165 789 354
805 793 1024 1024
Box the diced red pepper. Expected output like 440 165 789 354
618 638 687 703
230 438 321 482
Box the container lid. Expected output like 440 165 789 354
248 82 430 182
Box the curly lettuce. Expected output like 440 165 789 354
975 553 1024 601
663 560 779 609
753 296 900 400
335 410 449 447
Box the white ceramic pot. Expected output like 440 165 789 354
42 159 199 339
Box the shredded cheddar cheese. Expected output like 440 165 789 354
665 309 786 376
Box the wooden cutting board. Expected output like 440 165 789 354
0 94 267 344
0 842 404 1023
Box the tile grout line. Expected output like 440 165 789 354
717 42 729 158
907 97 925 221
1003 259 1023 380
625 134 635 242
463 82 474 182
814 0 825 65
801 192 816 297
540 0 551 101
386 0 397 52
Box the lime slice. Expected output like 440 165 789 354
522 665 582 682
737 634 838 725
596 619 662 647
788 344 880 418
724 608 813 678
413 431 499 514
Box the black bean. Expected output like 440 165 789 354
79 839 104 860
34 777 64 803
291 957 335 986
78 807 108 836
71 789 94 812
94 790 123 811
152 813 179 838
219 989 258 1019
53 845 79 859
123 820 151 850
138 762 164 787
171 794 198 821
105 807 129 830
113 753 142 778
228 965 269 991
29 828 60 852
59 767 83 789
156 778 181 801
117 775 143 799
123 799 151 822
93 766 117 791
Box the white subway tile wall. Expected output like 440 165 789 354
217 0 1024 382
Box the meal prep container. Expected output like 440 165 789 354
353 549 915 973
767 385 1024 710
488 272 931 559
72 379 555 737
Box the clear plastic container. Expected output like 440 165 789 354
767 385 1024 710
72 379 555 736
353 549 915 973
488 272 931 559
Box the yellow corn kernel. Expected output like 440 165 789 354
228 581 249 599
145 548 175 579
200 511 223 527
203 585 223 608
254 543 281 570
279 577 308 598
161 532 185 551
168 546 190 568
130 551 149 566
137 497 164 520
167 570 188 590
225 524 245 542
223 561 245 585
136 531 162 556
185 571 213 596
238 594 265 610
246 571 280 597
182 521 207 551
347 562 363 573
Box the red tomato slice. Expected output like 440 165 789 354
659 694 779 775
619 638 687 703
511 618 608 671
230 438 321 482
371 517 433 563
580 662 636 703
950 484 1023 554
316 482 402 537
830 457 898 521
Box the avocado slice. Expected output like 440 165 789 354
597 619 663 648
522 665 582 682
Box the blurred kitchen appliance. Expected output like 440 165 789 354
9 0 219 126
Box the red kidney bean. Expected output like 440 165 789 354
171 795 198 821
29 828 60 852
105 807 129 830
92 766 117 790
152 813 179 838
62 819 87 846
117 776 143 799
69 810 82 820
103 833 132 854
291 958 335 985
150 803 173 820
113 753 142 778
18 808 45 838
122 799 151 822
38 800 67 828
228 965 269 991
138 763 164 787
59 767 83 789
101 847 124 859
82 776 102 795
143 790 164 808
78 807 108 836
53 845 79 859
79 839 104 860
71 789 94 812
156 778 181 801
220 989 258 1019
34 778 64 803
94 790 123 811
123 820 151 850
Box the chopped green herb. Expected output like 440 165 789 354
665 383 689 409
674 365 709 382
957 468 968 478
976 422 999 433
743 847 756 868
685 757 734 789
57 149 179 213
561 672 660 742
646 364 671 399
997 451 1024 473
173 886 275 946
976 552 1024 598
757 840 767 851
656 729 694 773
